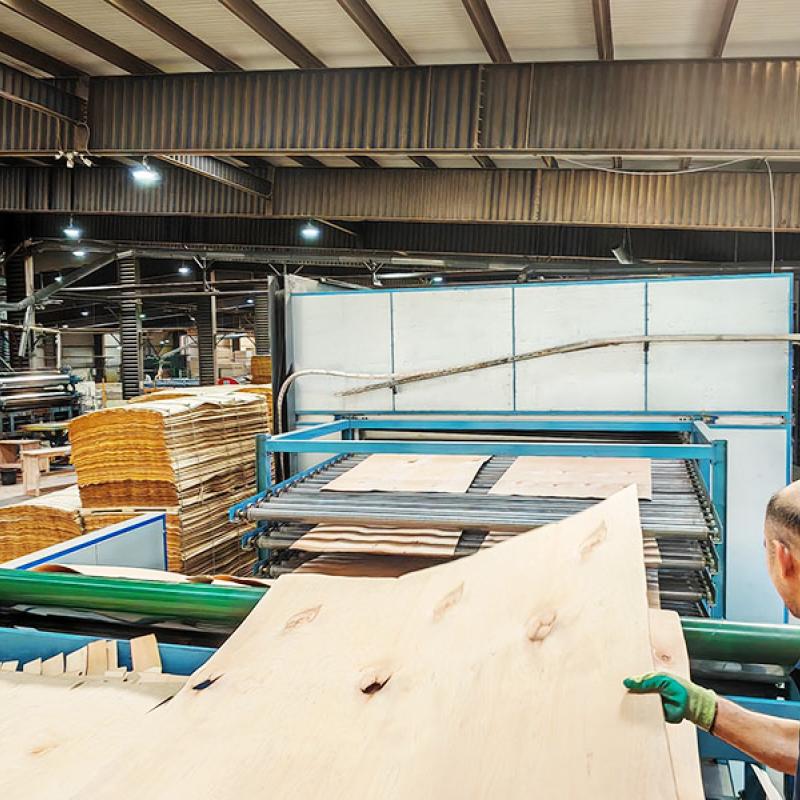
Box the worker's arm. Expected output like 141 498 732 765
625 673 800 775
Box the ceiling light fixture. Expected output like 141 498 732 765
300 220 321 241
72 249 86 258
178 264 191 275
63 217 82 240
131 156 161 186
430 275 445 284
246 298 254 305
80 310 90 317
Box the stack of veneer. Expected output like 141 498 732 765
0 485 83 562
69 393 267 574
131 384 273 432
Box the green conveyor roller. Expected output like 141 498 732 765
681 618 800 669
0 568 265 625
2 569 800 668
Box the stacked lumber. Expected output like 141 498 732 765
250 355 272 384
69 393 267 574
0 485 82 563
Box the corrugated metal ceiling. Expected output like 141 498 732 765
157 1 293 72
1 0 798 78
488 0 596 63
0 4 125 75
726 0 800 59
611 0 729 60
43 0 206 73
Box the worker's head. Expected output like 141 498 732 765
765 481 800 616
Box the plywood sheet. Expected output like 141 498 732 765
649 609 704 800
0 673 178 800
488 456 653 500
292 553 447 577
72 487 677 799
322 453 489 494
293 524 461 557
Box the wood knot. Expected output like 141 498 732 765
526 610 558 643
283 604 321 632
433 582 464 621
359 666 392 696
579 523 607 559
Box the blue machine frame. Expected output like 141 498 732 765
231 415 728 616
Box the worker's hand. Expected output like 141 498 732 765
623 672 717 731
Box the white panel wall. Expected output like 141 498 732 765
514 282 646 411
290 276 791 415
647 277 790 412
393 288 513 411
291 292 393 412
711 426 789 623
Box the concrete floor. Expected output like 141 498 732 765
0 469 76 508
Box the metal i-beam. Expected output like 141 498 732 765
474 155 496 169
155 154 272 200
291 155 325 168
0 31 84 77
411 156 437 169
102 0 241 71
349 155 380 168
591 0 614 61
336 0 414 66
461 0 510 64
218 0 325 69
0 62 84 123
713 0 739 58
75 59 800 157
0 0 161 74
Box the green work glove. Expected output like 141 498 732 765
624 672 717 731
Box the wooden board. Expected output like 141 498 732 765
294 524 461 557
292 553 448 578
488 456 653 500
0 673 179 800
649 609 704 800
322 453 489 494
72 487 678 799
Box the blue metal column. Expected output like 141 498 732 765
711 438 728 619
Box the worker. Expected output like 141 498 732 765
625 482 800 787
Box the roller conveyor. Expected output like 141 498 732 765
248 455 717 538
246 453 719 615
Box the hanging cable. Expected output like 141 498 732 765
556 156 753 176
765 158 776 273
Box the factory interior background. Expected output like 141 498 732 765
1 1 800 798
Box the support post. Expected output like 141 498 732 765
711 438 728 619
92 334 105 381
254 293 270 355
118 255 142 399
195 294 217 386
5 251 29 369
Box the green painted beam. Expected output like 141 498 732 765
0 568 265 625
